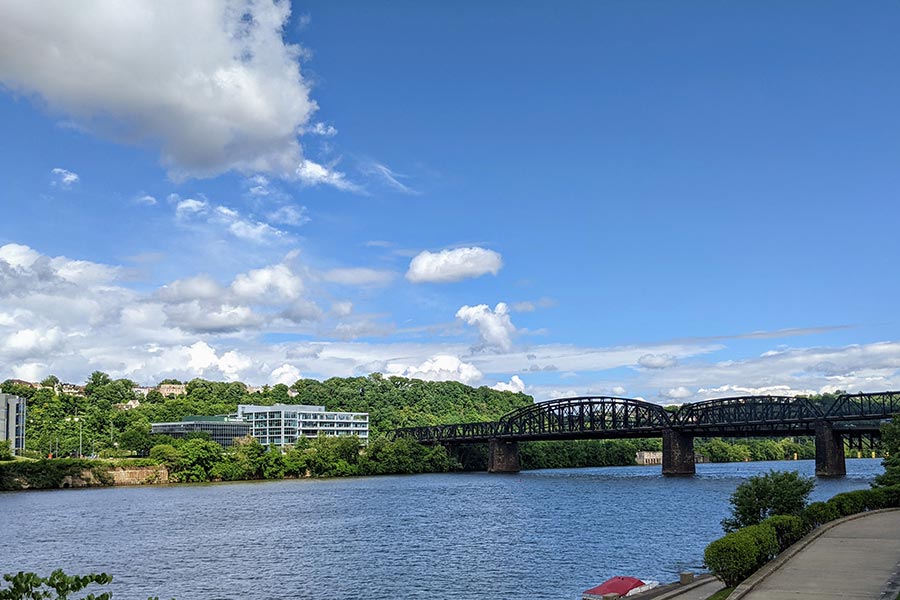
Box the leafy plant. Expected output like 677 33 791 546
722 470 815 532
704 523 779 587
0 570 112 600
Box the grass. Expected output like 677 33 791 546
706 587 734 600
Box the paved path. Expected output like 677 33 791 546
736 509 900 600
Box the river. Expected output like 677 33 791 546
0 459 883 600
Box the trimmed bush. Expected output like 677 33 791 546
827 490 869 516
704 522 779 587
801 501 840 530
762 515 806 551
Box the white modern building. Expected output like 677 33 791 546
235 404 369 447
1 393 26 455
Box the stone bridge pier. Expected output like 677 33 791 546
488 439 521 473
662 429 695 476
815 421 846 477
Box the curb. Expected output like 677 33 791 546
643 574 722 600
729 507 900 600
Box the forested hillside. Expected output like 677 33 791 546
2 372 532 457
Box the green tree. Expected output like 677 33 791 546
874 417 900 487
40 375 61 391
173 438 223 482
83 372 112 397
722 470 815 532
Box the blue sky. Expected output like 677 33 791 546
1 1 899 402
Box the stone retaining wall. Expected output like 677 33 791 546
108 465 169 485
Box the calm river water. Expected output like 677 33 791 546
0 459 883 600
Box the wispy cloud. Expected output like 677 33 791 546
295 159 363 192
50 168 79 188
361 161 417 194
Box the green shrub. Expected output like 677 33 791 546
828 489 870 516
722 470 815 532
761 515 806 550
801 501 839 530
704 522 779 587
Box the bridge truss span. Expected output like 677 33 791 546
825 391 900 421
496 396 672 441
394 421 496 443
674 395 825 436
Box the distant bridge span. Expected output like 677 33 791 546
393 391 900 477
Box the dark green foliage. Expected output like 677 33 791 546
148 444 178 467
704 523 779 587
0 570 113 600
171 439 223 482
0 459 112 491
13 372 533 459
827 490 868 516
291 373 532 434
0 442 13 461
693 437 816 463
358 437 459 475
761 515 806 550
722 470 815 532
800 501 840 530
874 417 900 488
520 439 660 469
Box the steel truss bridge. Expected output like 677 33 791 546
393 391 899 476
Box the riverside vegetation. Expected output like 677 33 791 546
0 373 851 489
1 372 662 488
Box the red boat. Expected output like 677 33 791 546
583 576 659 599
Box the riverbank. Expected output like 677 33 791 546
0 453 883 491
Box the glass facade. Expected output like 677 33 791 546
0 393 26 455
150 417 252 447
235 404 369 447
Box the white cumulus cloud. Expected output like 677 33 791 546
231 262 303 303
385 355 483 386
660 386 693 400
406 247 503 284
456 302 517 352
0 1 316 179
492 375 525 393
271 363 301 385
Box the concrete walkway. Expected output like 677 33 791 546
733 508 900 600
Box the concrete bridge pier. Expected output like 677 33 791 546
488 439 521 473
815 421 846 477
662 429 695 476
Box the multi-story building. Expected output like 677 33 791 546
157 383 187 397
0 393 26 455
151 416 252 447
235 404 369 447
